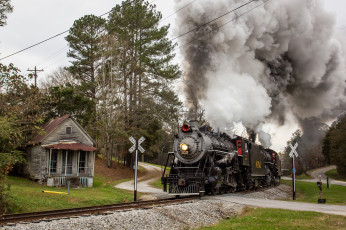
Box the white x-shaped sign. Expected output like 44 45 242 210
129 136 136 153
129 136 145 153
289 142 298 158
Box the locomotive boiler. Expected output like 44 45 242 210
161 120 281 196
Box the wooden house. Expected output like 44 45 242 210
24 115 97 187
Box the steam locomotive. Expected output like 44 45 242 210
161 120 281 196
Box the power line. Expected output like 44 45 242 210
161 0 197 22
40 0 257 72
0 30 69 61
171 0 255 41
37 45 68 67
0 0 136 61
177 0 270 50
33 0 198 70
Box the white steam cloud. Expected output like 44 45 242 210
175 0 346 148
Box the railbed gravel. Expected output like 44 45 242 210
3 185 290 230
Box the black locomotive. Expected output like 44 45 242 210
161 120 281 196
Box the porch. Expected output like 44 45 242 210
44 142 97 187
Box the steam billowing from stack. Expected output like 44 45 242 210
175 0 346 148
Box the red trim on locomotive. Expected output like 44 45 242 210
236 140 242 155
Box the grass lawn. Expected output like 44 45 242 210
325 169 346 182
281 180 346 205
149 177 163 189
199 207 346 230
148 168 170 190
295 173 313 180
6 174 135 214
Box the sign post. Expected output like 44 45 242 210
129 136 145 202
289 142 298 200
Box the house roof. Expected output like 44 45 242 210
31 115 70 145
44 142 97 152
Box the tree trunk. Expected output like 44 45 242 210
106 142 112 168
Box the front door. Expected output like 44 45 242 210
62 150 73 175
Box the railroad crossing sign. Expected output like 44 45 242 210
289 142 298 200
129 136 145 153
129 136 145 202
129 136 136 153
138 136 145 153
289 142 298 158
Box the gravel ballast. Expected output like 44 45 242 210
3 184 290 230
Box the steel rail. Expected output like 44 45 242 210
0 196 199 226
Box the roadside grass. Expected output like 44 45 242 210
281 179 346 205
199 207 346 230
148 168 170 190
139 162 170 190
150 177 163 189
6 174 135 214
325 169 346 182
295 173 313 180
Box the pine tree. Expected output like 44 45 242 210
65 15 106 113
107 0 181 166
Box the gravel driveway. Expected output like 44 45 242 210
282 165 346 186
115 163 167 197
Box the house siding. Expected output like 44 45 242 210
25 145 46 180
42 119 93 146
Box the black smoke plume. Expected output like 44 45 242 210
175 0 346 149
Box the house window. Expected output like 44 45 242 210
66 126 72 134
50 149 58 174
79 151 88 174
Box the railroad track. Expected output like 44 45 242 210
0 196 199 226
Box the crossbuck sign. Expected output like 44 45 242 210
129 136 145 153
289 142 298 200
289 143 298 158
129 136 145 201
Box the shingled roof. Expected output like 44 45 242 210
30 115 70 145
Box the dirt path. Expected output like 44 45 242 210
309 165 336 180
115 163 166 197
282 165 346 186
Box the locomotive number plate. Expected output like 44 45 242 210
181 150 189 155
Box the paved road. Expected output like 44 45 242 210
204 194 346 216
282 165 346 186
115 163 166 195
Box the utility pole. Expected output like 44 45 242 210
27 66 44 88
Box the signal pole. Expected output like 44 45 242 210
289 143 299 200
27 66 44 88
129 136 145 201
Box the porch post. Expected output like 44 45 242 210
65 150 68 176
92 152 95 177
48 148 52 177
77 150 80 176
85 151 88 174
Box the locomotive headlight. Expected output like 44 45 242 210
180 143 189 151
